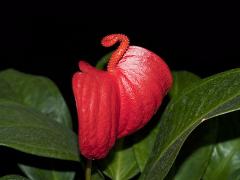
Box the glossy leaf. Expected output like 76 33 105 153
19 164 75 180
203 112 240 179
0 100 79 161
96 52 112 70
0 69 72 128
0 175 29 180
133 118 161 172
100 139 140 180
140 68 240 180
169 71 201 98
133 71 201 172
175 111 240 180
174 120 217 180
0 69 78 179
167 71 204 179
0 69 79 178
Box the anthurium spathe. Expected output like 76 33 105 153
72 34 173 159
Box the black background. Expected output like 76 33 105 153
1 2 240 106
0 1 240 177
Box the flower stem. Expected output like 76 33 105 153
85 159 92 180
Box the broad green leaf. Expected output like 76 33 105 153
100 139 140 180
203 112 240 179
140 68 240 180
169 71 212 180
175 112 240 180
19 164 75 180
0 175 29 180
169 71 201 98
133 118 161 172
174 120 218 180
96 52 112 70
0 69 72 128
0 100 79 161
0 69 78 179
176 148 213 179
133 71 201 172
0 69 78 178
0 78 18 102
203 142 240 180
169 71 205 179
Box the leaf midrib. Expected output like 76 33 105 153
148 94 240 179
144 69 240 178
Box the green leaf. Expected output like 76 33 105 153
203 112 240 179
0 100 79 161
100 139 140 180
174 120 218 180
175 112 240 180
0 69 79 178
133 71 201 172
96 52 112 70
0 78 18 102
19 163 75 180
133 118 161 172
0 175 29 180
0 69 72 128
167 71 204 179
92 168 105 180
169 71 201 98
140 68 240 180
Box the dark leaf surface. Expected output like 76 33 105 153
140 68 240 180
133 71 201 172
0 175 29 180
0 69 72 128
100 139 140 180
169 71 201 98
0 69 79 180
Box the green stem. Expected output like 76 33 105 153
95 52 112 69
85 159 92 180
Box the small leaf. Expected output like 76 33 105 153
100 139 140 180
0 101 79 161
0 175 29 180
140 68 240 180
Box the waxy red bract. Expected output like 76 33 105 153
72 34 172 159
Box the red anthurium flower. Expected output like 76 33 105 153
72 34 173 159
